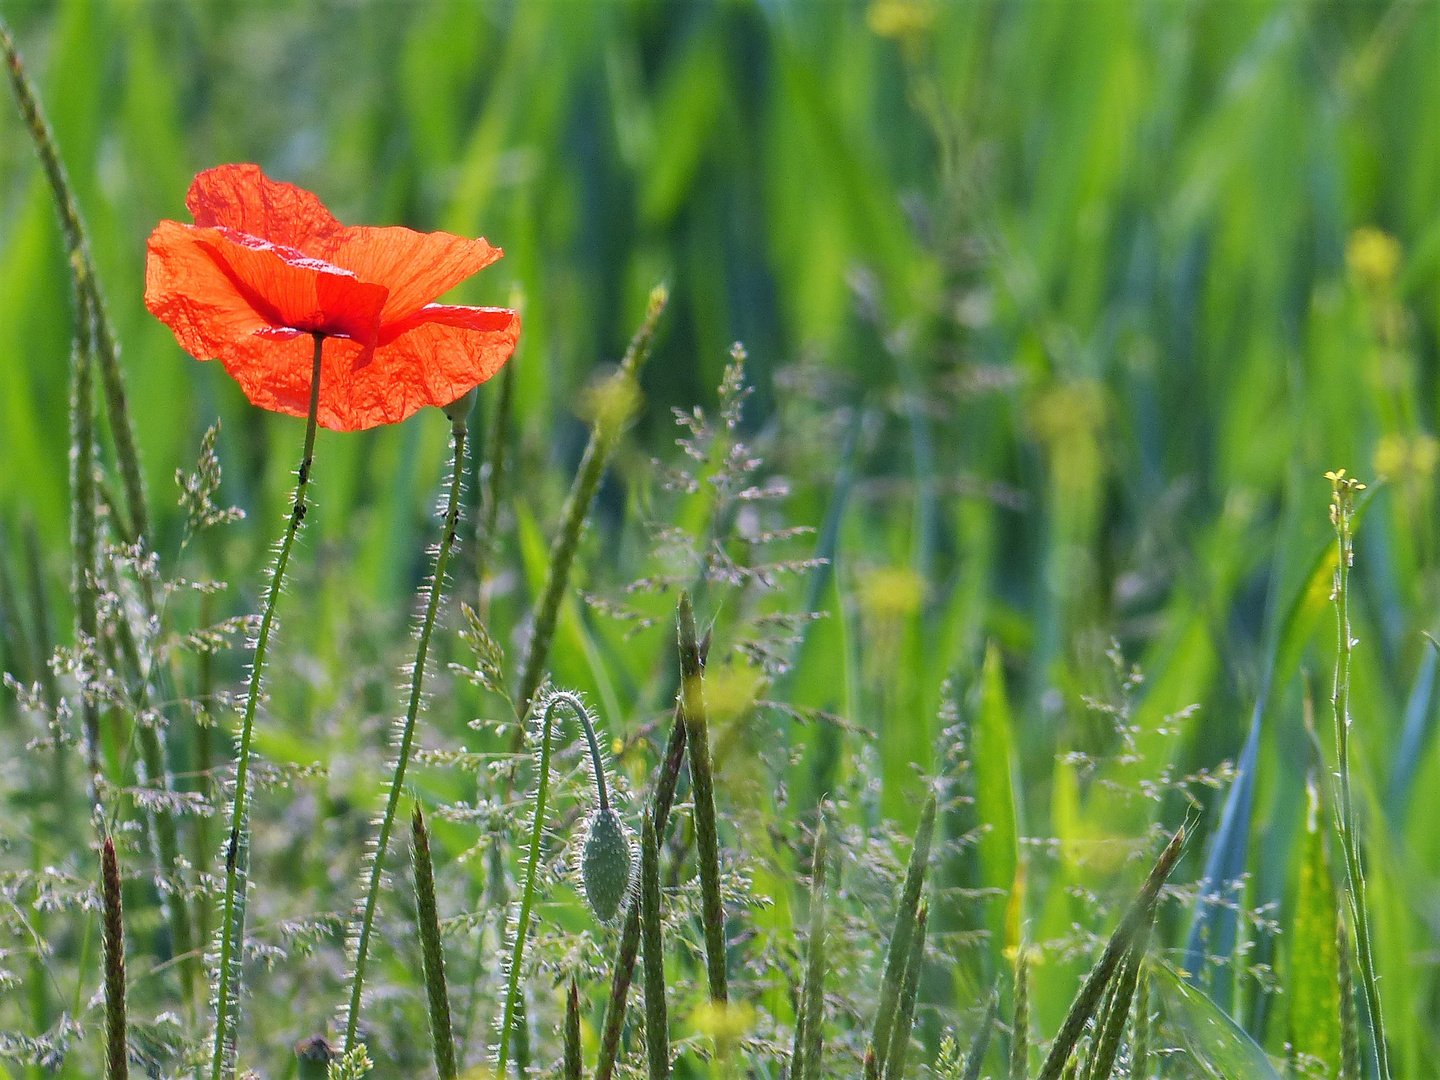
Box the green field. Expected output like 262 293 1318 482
3 2 1440 1079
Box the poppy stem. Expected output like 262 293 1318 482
210 332 324 1080
343 411 469 1058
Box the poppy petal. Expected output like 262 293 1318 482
323 226 502 323
187 163 342 254
328 304 520 429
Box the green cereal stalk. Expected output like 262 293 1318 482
194 592 217 948
210 334 324 1080
1010 948 1030 1080
496 690 594 1079
793 821 829 1080
1079 979 1117 1080
511 286 668 734
0 19 149 543
1129 965 1149 1080
865 791 938 1080
343 417 469 1056
641 811 670 1080
960 990 999 1080
1326 471 1391 1080
101 836 129 1080
678 592 728 1002
412 806 458 1080
1088 939 1145 1080
67 280 103 781
1338 912 1361 1080
594 682 689 1080
1037 829 1184 1080
883 900 929 1080
564 977 583 1080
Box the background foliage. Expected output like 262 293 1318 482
3 1 1440 1078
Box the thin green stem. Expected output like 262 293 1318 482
794 821 828 1080
564 977 583 1080
1328 473 1390 1080
210 334 324 1080
497 691 590 1078
476 360 514 609
102 836 128 1080
343 418 469 1055
412 805 458 1080
641 811 670 1080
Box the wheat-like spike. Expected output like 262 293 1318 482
641 811 670 1080
961 990 1000 1080
102 837 128 1080
564 976 584 1080
678 591 728 1003
1037 829 1184 1080
1010 947 1030 1080
1129 963 1149 1080
342 421 468 1057
883 900 929 1080
866 791 938 1080
413 805 458 1080
511 284 668 732
1089 938 1146 1080
794 820 829 1080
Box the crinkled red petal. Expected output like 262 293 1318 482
187 163 342 255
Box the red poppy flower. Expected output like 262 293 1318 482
144 163 520 431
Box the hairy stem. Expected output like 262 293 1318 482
641 811 670 1080
793 820 828 1080
883 901 928 1080
210 334 323 1080
1009 948 1030 1080
497 691 591 1078
564 977 583 1080
343 418 468 1055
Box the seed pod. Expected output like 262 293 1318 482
584 807 634 922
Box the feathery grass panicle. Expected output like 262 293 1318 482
1036 828 1184 1080
594 684 689 1080
641 811 670 1080
343 417 469 1056
412 805 458 1080
0 17 149 542
1338 913 1361 1080
1129 965 1149 1080
1326 470 1390 1080
496 690 597 1079
884 900 929 1080
677 591 728 1003
101 836 128 1080
866 790 938 1080
960 990 999 1080
1010 948 1030 1080
794 819 829 1080
512 284 668 730
211 334 325 1080
565 977 584 1080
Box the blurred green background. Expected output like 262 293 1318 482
6 0 1440 1072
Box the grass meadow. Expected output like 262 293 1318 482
2 2 1440 1079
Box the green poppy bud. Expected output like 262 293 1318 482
582 807 633 921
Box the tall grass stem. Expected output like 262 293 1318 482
883 900 928 1080
102 836 128 1080
641 811 670 1080
412 805 458 1080
794 821 829 1080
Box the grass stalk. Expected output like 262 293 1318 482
1326 471 1390 1080
641 811 670 1080
1339 912 1361 1080
1129 965 1149 1080
476 359 515 608
960 990 999 1080
496 691 592 1078
792 821 828 1080
564 977 583 1080
594 684 689 1080
883 900 929 1080
1010 948 1030 1080
342 416 469 1055
511 285 668 732
210 333 324 1080
677 591 727 1003
101 836 128 1080
1088 939 1145 1080
412 805 458 1080
1036 828 1184 1080
865 790 938 1080
0 19 149 543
